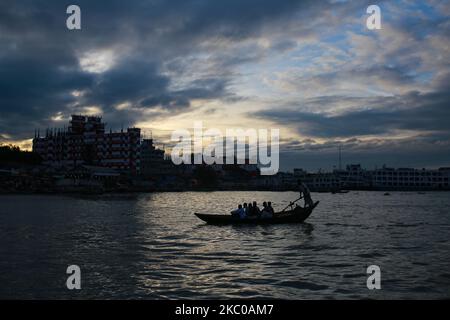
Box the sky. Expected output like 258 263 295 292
0 0 449 171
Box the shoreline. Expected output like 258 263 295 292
1 188 449 196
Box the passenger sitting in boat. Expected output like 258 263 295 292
230 205 241 218
247 201 259 218
243 203 248 215
267 202 275 214
247 203 254 217
238 205 246 219
260 202 272 219
252 201 261 217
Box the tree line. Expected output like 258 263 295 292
0 145 42 165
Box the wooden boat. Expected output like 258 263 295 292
195 201 319 225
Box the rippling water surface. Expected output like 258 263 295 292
0 191 449 299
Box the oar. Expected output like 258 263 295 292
281 196 303 212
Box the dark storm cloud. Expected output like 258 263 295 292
0 50 95 137
256 88 450 138
0 0 311 139
86 60 170 108
1 0 449 171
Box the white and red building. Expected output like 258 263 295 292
33 115 141 174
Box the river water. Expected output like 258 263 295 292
0 191 449 299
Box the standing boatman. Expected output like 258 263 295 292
298 179 314 208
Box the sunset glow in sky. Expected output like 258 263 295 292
0 0 449 170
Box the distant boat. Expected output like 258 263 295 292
195 201 319 225
384 192 391 196
331 190 350 194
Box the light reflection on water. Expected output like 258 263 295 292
0 191 449 299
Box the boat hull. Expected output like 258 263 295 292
195 201 319 225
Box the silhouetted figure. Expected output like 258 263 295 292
261 201 272 218
252 201 261 217
238 205 246 219
243 203 248 215
231 204 242 218
247 203 254 217
267 202 275 214
298 179 314 207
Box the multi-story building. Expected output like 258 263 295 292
293 168 340 191
140 138 177 177
291 164 450 191
33 115 141 174
335 164 371 189
371 166 450 190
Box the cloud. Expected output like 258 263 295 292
0 0 314 139
0 0 449 170
256 87 450 138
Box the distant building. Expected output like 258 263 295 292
140 139 175 177
291 164 450 191
293 168 340 191
293 168 307 178
33 115 141 174
178 156 259 176
308 172 341 191
371 166 450 190
335 164 371 189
